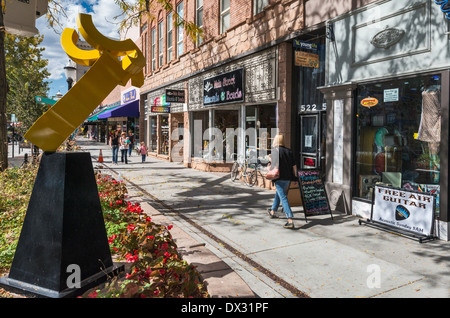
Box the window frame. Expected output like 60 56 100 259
176 1 184 58
167 12 173 63
220 0 230 34
158 20 164 67
151 27 156 71
196 0 203 46
254 0 268 15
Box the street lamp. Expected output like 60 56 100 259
64 60 77 90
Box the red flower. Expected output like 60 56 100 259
145 217 152 223
147 235 154 240
108 234 118 244
125 253 139 263
127 224 135 233
88 290 98 298
154 290 160 296
167 225 173 230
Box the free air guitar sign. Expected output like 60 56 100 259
373 185 436 236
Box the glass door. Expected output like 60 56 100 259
299 114 319 170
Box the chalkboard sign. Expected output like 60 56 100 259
298 170 332 218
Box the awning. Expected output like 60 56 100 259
87 104 121 122
98 100 139 119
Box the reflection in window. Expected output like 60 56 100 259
196 0 203 46
355 76 441 213
151 28 156 71
254 0 268 15
192 111 209 158
167 13 173 62
220 0 230 34
177 2 184 57
158 21 163 67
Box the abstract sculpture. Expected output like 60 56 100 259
0 14 146 298
24 13 145 151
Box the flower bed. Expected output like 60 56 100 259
83 171 209 298
0 164 209 298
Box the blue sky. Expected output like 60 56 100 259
36 0 124 99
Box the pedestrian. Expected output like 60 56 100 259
128 130 135 157
110 130 119 164
139 141 148 163
119 132 129 164
267 134 298 229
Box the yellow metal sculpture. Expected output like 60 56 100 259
24 13 145 152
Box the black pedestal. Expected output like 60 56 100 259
0 152 122 298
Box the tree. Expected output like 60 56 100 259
6 34 50 135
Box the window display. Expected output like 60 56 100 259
355 75 440 213
160 115 169 155
149 116 157 152
192 110 209 158
245 105 276 156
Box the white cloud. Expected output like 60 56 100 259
37 0 124 96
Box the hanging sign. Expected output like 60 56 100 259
361 97 378 107
166 89 185 103
295 51 319 68
203 68 244 106
298 170 331 216
293 40 318 51
372 185 435 237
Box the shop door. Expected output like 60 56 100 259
299 113 326 174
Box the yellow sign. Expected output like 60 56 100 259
24 13 145 152
295 51 319 68
361 97 379 108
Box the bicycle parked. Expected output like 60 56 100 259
230 149 270 187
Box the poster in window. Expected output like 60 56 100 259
295 51 319 68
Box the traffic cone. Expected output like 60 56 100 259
98 149 104 163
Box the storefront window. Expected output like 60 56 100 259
149 116 157 152
355 75 441 213
192 110 209 158
245 105 276 157
214 109 239 161
160 115 170 155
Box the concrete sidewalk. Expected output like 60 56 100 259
79 137 450 298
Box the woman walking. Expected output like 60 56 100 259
119 132 129 164
267 134 298 229
109 130 119 164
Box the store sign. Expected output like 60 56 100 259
151 106 170 113
154 95 170 107
295 51 319 68
293 40 318 51
434 0 450 19
361 97 378 107
166 89 185 103
203 68 244 106
373 185 435 236
122 88 138 103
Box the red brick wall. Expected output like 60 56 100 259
140 0 305 93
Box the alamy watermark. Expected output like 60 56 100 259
366 264 381 289
168 120 280 163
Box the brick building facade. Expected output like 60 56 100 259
139 0 304 176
